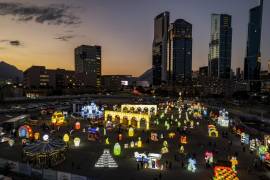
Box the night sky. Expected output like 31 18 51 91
0 0 269 76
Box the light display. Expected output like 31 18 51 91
8 139 14 147
75 122 81 130
43 134 49 141
168 132 176 139
217 109 230 127
151 133 158 141
213 166 239 180
180 136 187 144
114 143 121 156
51 111 65 126
128 127 134 137
118 133 123 141
179 145 185 154
208 125 219 137
104 111 150 130
34 132 40 140
74 137 80 147
63 134 69 143
95 149 118 168
105 137 110 145
130 141 135 148
264 135 270 147
240 132 249 144
161 140 169 154
134 152 162 170
250 139 260 152
121 104 157 115
18 125 33 138
204 151 213 165
137 137 142 148
258 145 268 161
187 158 197 172
230 156 238 172
81 102 103 119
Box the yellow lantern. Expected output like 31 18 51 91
137 137 142 148
128 127 134 137
63 134 69 143
105 137 110 145
34 132 40 140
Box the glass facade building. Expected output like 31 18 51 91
244 0 263 80
208 14 232 79
167 19 192 85
152 12 170 86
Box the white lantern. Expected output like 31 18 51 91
74 137 80 147
43 134 49 141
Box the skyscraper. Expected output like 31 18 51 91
75 45 101 89
167 19 192 85
208 14 232 79
244 0 263 80
152 12 170 86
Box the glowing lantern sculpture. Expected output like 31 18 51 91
230 156 238 172
130 141 135 148
105 137 110 145
180 136 187 144
43 134 49 141
137 137 142 148
8 139 15 147
81 102 104 119
241 132 250 145
114 143 121 156
204 151 213 165
34 132 40 140
179 145 185 154
51 111 65 126
187 158 197 172
63 134 69 143
18 125 33 138
214 166 238 180
75 122 81 130
151 133 158 141
128 127 134 137
208 125 219 137
74 137 80 147
161 140 169 154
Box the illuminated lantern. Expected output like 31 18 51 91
118 133 123 141
180 136 187 144
75 122 81 130
205 151 213 165
130 141 135 148
214 166 238 180
8 139 14 147
114 143 121 156
63 134 69 143
18 125 33 138
43 134 49 141
137 137 142 148
168 132 176 139
128 127 134 137
105 137 110 145
179 145 184 154
187 158 197 172
151 133 158 141
230 156 238 172
34 132 40 140
51 111 65 126
74 137 80 147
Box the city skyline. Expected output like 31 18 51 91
0 0 269 76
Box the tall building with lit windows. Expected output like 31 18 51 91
75 45 101 89
244 0 263 80
152 12 170 86
208 14 232 79
167 19 192 85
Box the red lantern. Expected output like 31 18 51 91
180 136 187 144
75 122 80 130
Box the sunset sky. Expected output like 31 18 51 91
0 0 269 76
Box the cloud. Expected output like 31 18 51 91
55 35 75 41
0 40 23 47
0 2 80 25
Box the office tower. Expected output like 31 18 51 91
75 45 101 89
208 14 232 79
152 12 170 86
167 19 192 85
244 0 263 80
236 67 241 80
